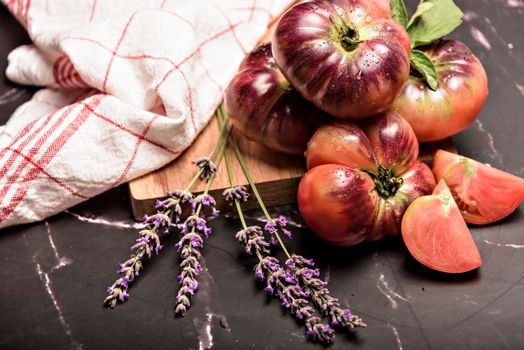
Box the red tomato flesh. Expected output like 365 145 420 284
401 180 482 274
433 150 524 224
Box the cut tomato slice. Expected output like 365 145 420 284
401 180 482 274
433 150 524 224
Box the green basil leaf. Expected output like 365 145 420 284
410 49 438 91
408 0 463 48
390 0 408 28
406 2 434 29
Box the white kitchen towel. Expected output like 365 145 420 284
0 0 291 228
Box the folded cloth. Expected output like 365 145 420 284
0 0 291 228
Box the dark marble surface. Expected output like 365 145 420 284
1 1 524 349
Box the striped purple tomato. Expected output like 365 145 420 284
224 42 327 155
272 0 411 119
298 112 436 246
390 40 489 142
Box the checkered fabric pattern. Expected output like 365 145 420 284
0 0 291 228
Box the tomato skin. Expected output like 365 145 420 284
272 0 410 119
305 120 377 171
362 112 419 174
401 180 482 274
298 165 378 246
298 112 435 246
224 43 326 155
390 40 488 142
433 150 524 224
306 112 418 173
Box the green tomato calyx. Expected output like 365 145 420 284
365 165 404 198
331 16 362 52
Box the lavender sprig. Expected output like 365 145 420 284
218 105 365 342
257 257 335 344
174 221 205 316
242 238 335 343
104 207 181 308
174 124 230 316
285 254 366 329
219 111 334 344
174 193 219 316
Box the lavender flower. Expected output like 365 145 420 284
104 225 163 308
235 226 334 343
235 226 270 255
305 316 336 344
264 215 292 244
154 189 193 223
104 189 193 308
285 254 366 329
193 156 217 180
223 186 250 203
191 193 219 219
253 256 335 344
174 193 218 316
175 240 203 316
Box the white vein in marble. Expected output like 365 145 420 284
388 323 404 350
324 264 331 283
377 273 408 310
0 87 24 105
64 210 144 230
46 221 73 271
506 0 524 8
463 10 479 21
484 239 524 249
31 222 82 349
34 258 82 350
192 257 230 350
470 26 492 50
515 83 524 97
475 120 504 165
225 212 305 229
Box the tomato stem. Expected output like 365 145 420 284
330 16 362 52
364 165 404 198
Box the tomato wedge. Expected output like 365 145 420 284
401 180 482 274
433 150 524 225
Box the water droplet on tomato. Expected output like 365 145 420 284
365 16 371 23
386 25 392 31
356 71 362 80
464 56 469 61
